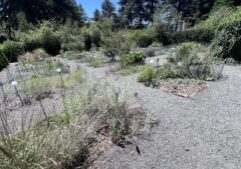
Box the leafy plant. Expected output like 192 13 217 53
0 41 24 62
120 52 145 67
138 66 158 86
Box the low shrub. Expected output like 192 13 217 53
138 43 223 87
60 51 86 60
143 48 155 57
116 65 151 76
0 41 24 62
0 51 9 71
138 66 158 86
167 42 197 63
169 43 222 79
138 64 183 87
136 34 153 48
120 52 145 67
88 57 105 68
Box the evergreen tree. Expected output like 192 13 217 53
93 9 102 21
145 0 160 23
119 0 146 28
0 0 84 26
119 0 160 28
79 4 87 26
101 0 115 18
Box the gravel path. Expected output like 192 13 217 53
66 59 241 169
2 50 241 168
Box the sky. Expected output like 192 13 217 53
75 0 119 18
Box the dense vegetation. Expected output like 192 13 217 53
1 0 241 168
0 0 240 68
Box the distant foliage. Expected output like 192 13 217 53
168 28 214 44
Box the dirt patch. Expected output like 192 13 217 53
159 78 207 98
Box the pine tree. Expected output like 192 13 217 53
101 0 115 18
93 9 102 21
119 0 160 28
145 0 160 23
79 4 87 26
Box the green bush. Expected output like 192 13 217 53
120 52 145 67
167 42 197 63
138 66 158 86
136 34 153 48
195 7 232 30
0 41 24 62
168 28 214 44
24 38 43 51
127 30 153 48
138 64 184 87
0 51 9 71
42 30 61 56
102 31 131 61
212 7 241 61
169 43 220 79
151 24 170 45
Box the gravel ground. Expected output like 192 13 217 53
67 62 241 169
2 49 241 168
